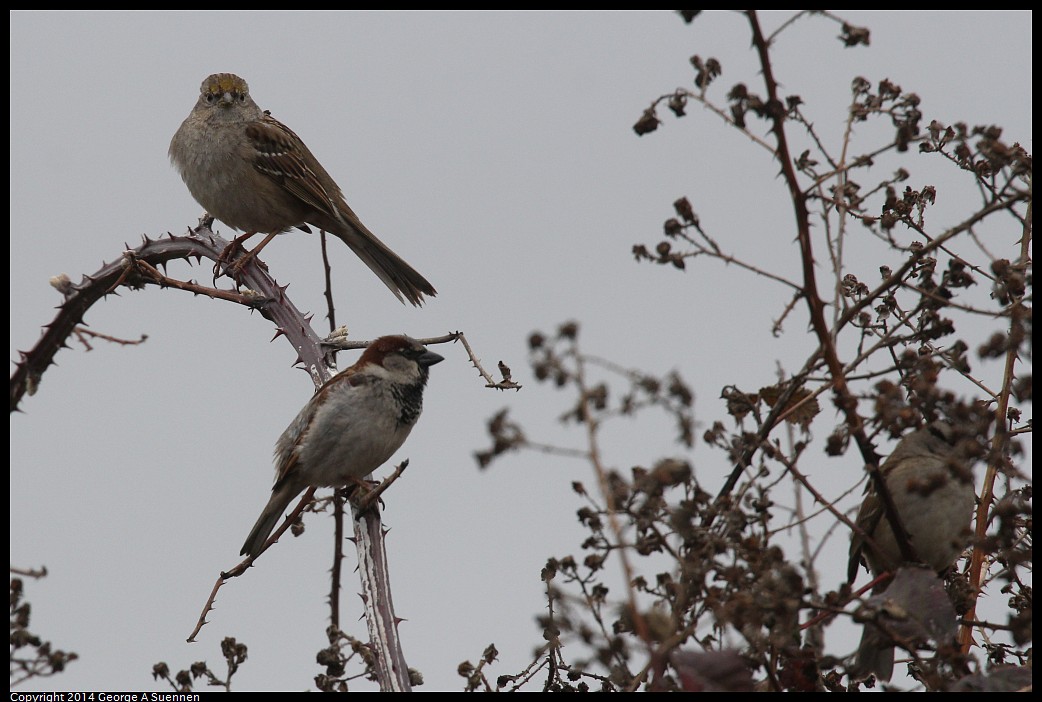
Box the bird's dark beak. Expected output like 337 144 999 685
419 350 444 368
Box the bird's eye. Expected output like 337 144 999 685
204 93 215 104
238 93 247 103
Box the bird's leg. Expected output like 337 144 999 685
213 231 256 280
213 231 276 281
348 461 410 514
343 478 382 515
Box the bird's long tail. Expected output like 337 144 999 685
329 210 437 307
240 480 305 558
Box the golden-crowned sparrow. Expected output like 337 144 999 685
847 421 976 681
169 73 436 306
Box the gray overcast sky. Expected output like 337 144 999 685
10 10 1032 692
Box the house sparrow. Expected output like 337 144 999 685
847 421 977 681
240 335 443 558
170 73 437 306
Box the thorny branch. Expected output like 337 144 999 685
10 217 517 692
